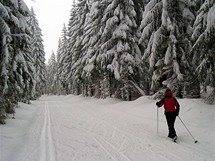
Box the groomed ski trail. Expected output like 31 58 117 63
39 102 56 161
0 95 214 161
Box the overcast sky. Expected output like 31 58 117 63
24 0 72 62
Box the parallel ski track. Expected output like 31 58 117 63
38 101 56 161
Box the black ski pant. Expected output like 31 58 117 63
165 112 177 138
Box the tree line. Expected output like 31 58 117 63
47 0 215 102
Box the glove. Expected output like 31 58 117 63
156 102 159 107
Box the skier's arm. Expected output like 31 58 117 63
156 98 165 107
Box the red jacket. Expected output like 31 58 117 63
156 90 180 113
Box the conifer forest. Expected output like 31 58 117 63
0 0 215 124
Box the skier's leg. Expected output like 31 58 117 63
165 113 172 137
165 112 177 138
169 113 177 137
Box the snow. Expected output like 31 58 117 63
113 27 127 39
19 0 30 13
10 0 19 9
83 64 94 73
0 95 215 161
164 45 172 65
106 16 119 29
0 3 9 19
142 0 158 19
117 41 125 52
207 3 215 31
150 28 162 68
183 8 195 21
125 15 133 27
139 23 153 43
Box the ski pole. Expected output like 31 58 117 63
157 107 159 135
178 116 198 143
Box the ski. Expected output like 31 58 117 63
172 136 178 143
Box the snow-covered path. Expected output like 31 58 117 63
0 95 214 161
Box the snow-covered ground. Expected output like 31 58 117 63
0 95 214 161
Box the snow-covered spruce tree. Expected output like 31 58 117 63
9 2 36 104
46 52 57 95
77 0 112 98
56 39 65 95
62 0 78 94
191 0 215 104
61 0 78 93
95 0 142 100
64 0 90 95
28 7 46 99
139 0 163 96
56 24 68 95
0 0 12 123
139 0 195 98
0 0 36 123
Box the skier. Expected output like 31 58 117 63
156 88 180 141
